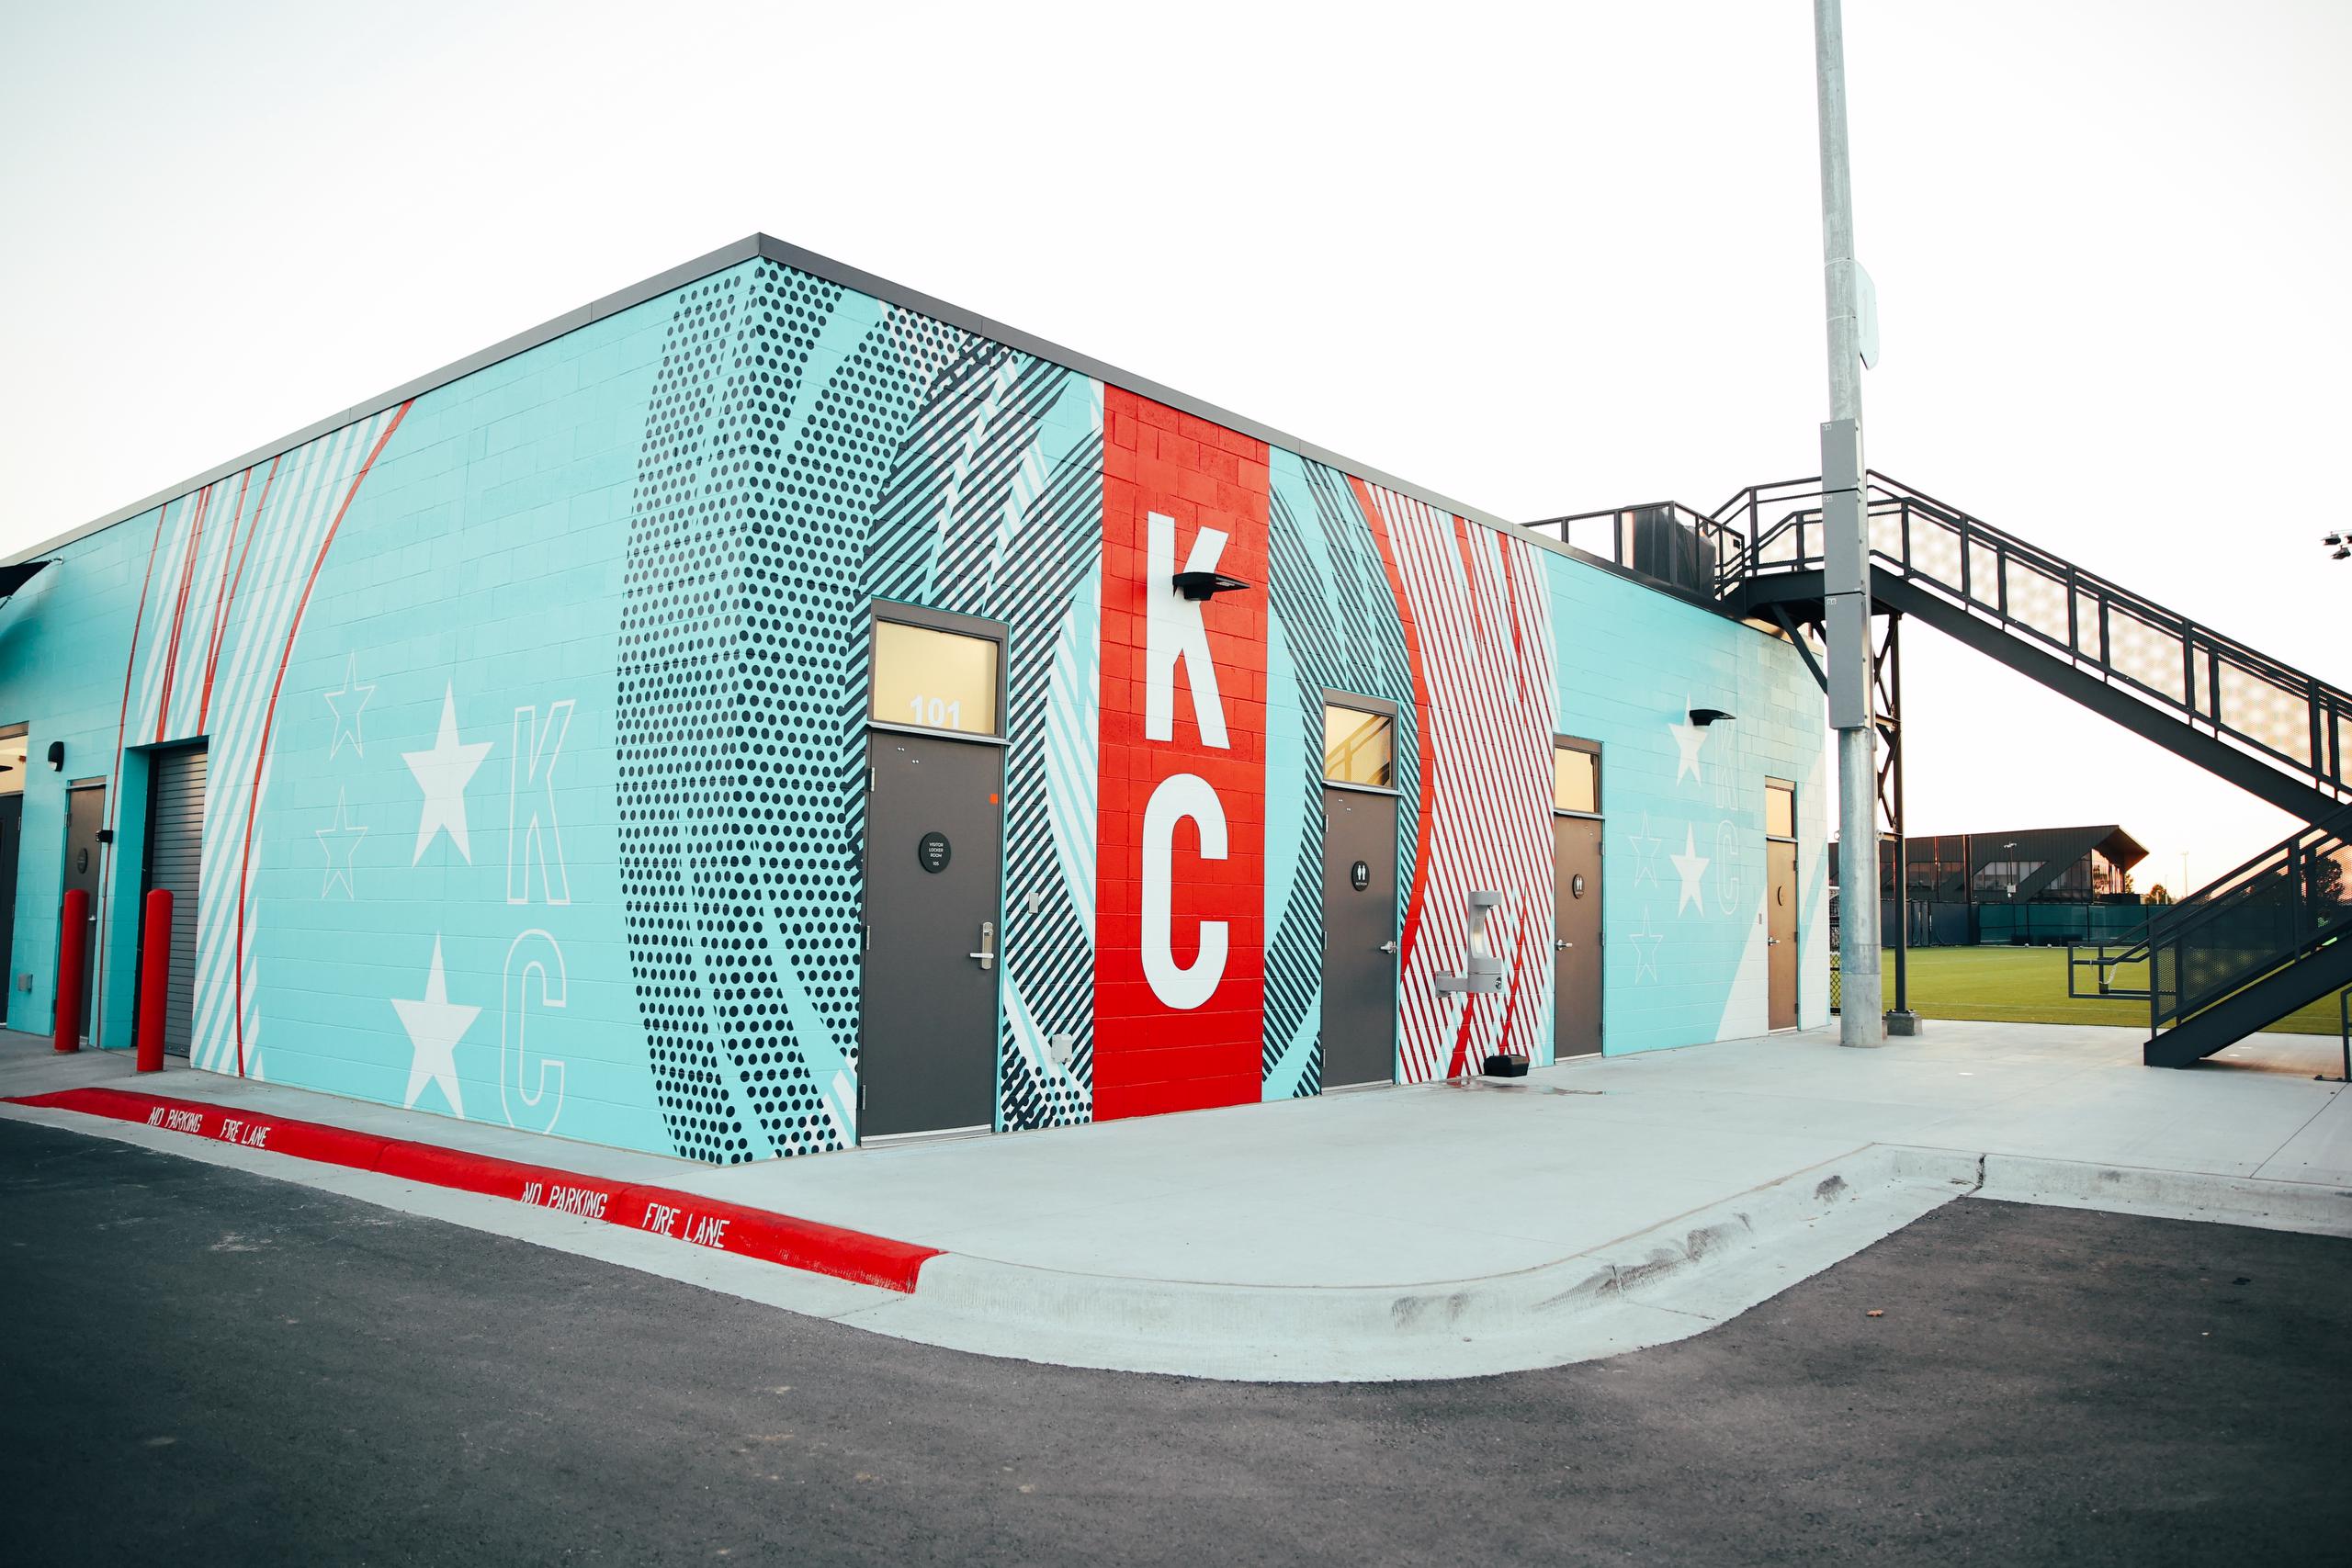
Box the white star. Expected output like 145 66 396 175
1627 906 1665 983
323 653 375 761
1669 700 1709 785
1671 827 1712 916
1628 813 1665 888
402 685 492 864
392 936 478 1116
315 789 367 899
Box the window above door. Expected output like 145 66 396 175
1553 737 1600 817
1323 702 1395 789
869 609 1005 739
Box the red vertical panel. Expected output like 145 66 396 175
1092 389 1269 1121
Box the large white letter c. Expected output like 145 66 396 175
1142 773 1228 1010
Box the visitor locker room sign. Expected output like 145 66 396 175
1093 390 1269 1120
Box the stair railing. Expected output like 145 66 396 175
2067 802 2352 1019
2068 936 2152 1002
2336 985 2349 1083
1708 473 2352 807
1528 502 1751 602
2137 811 2352 1034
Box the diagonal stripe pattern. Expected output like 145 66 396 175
1357 482 1558 1080
1260 453 1419 1097
93 410 403 1080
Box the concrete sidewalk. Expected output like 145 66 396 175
6 1021 2346 1381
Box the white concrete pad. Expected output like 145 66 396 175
6 1020 2346 1382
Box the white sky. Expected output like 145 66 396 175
2 0 2346 893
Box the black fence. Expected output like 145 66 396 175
1838 899 2149 950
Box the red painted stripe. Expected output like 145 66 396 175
1442 1002 1477 1080
1366 483 1461 1079
235 407 409 1075
1498 530 1532 711
8 1086 941 1292
202 455 280 732
1452 510 1489 646
153 482 214 740
196 465 255 733
1490 897 1533 1069
107 506 173 834
1425 505 1500 1077
1351 476 1435 984
1445 514 1518 864
1497 536 1555 1063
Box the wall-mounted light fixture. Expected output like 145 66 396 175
1172 570 1251 602
1689 707 1736 727
45 740 63 771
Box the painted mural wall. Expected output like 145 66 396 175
0 252 1826 1163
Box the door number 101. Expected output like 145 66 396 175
909 695 964 730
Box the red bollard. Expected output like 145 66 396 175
53 887 89 1054
135 889 173 1074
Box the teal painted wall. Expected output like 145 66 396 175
1543 550 1830 1051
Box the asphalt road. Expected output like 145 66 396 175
4 1119 2347 1567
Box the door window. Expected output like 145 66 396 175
1322 705 1395 787
872 619 1001 737
1766 779 1796 840
1553 739 1600 816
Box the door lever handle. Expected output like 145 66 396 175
1555 940 1572 951
968 919 997 971
1378 940 1398 955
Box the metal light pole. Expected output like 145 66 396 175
1815 0 1884 1046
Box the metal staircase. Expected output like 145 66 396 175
2070 804 2352 1066
1712 473 2351 823
1532 473 2352 1066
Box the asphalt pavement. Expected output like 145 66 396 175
4 1117 2347 1567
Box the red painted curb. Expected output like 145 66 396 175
7 1086 940 1292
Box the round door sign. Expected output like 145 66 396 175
917 831 952 874
1351 860 1370 891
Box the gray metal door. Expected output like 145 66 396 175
1553 815 1602 1057
1319 787 1397 1088
0 794 19 990
1768 839 1799 1030
141 747 205 1058
858 731 1002 1138
63 784 105 1044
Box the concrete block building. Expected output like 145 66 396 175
0 235 1827 1161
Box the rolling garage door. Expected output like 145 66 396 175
141 746 205 1057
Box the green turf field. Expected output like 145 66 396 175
1853 943 2346 1035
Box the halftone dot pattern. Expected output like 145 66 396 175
716 260 879 1158
617 262 867 1162
618 272 760 1161
742 290 959 1134
619 260 1107 1158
